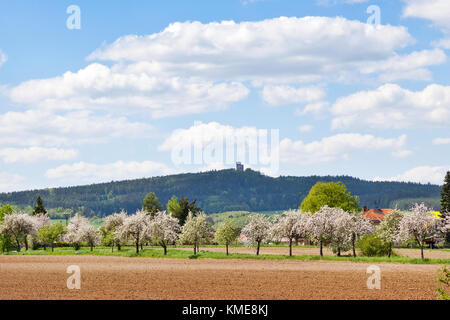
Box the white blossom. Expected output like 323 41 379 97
65 213 89 250
397 203 441 259
305 206 337 256
241 214 271 256
147 211 180 255
178 212 213 255
0 212 37 251
117 210 151 254
269 210 310 256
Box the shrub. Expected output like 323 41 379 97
358 234 391 257
437 265 450 300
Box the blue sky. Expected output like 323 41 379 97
0 0 450 192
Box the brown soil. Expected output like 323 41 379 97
188 246 450 259
0 255 443 300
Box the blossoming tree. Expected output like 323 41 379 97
214 219 240 255
0 212 36 252
270 210 309 256
117 210 151 254
397 203 441 259
241 214 271 256
148 211 180 255
306 206 337 256
178 212 213 255
377 210 403 258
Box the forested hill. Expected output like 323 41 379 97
0 169 441 217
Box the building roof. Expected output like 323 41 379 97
362 208 393 222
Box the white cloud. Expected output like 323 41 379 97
331 83 450 130
46 160 175 184
160 122 408 167
0 172 29 193
374 165 449 185
0 147 78 163
433 137 450 145
87 17 424 83
262 85 325 106
402 0 450 47
360 49 446 81
280 133 408 164
403 0 450 30
0 50 6 68
296 101 330 116
298 125 314 133
0 109 154 147
8 63 249 118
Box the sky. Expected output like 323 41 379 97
0 0 450 192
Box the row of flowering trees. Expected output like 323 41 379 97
0 203 448 259
242 207 374 257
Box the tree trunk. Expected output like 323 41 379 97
140 243 143 252
44 244 47 251
352 235 356 257
111 244 114 252
420 244 424 259
163 245 167 255
193 243 197 255
24 238 28 251
117 243 121 251
51 244 54 252
16 238 21 252
388 243 392 258
337 247 341 257
256 241 261 256
136 240 139 254
90 244 93 252
226 243 229 256
289 238 293 257
319 240 323 257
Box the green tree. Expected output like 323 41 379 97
32 195 47 216
0 204 13 221
0 205 14 252
167 196 182 218
173 197 201 225
300 182 360 213
441 171 450 245
37 222 67 252
142 192 162 216
215 219 240 255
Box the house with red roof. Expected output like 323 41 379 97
362 206 393 224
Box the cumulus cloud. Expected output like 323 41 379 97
9 63 249 118
280 133 408 164
433 137 450 145
0 172 30 193
46 160 175 184
374 165 449 185
160 122 408 167
0 109 154 147
402 0 450 48
262 85 325 106
0 147 78 164
331 84 450 130
87 17 428 84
